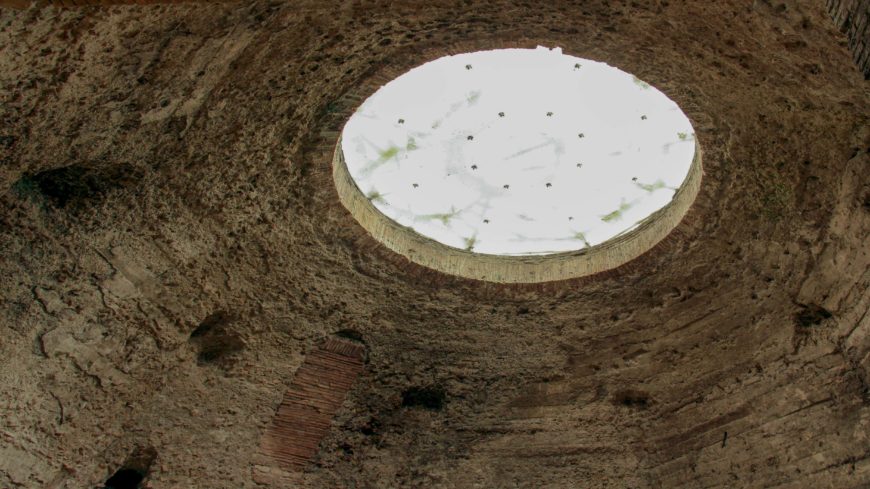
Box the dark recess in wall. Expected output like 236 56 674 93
103 446 157 489
189 311 245 366
401 386 447 410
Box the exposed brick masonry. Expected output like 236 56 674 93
255 337 366 480
827 0 870 77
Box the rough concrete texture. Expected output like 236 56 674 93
0 0 220 8
0 0 868 488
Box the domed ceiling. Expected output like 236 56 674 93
0 1 867 489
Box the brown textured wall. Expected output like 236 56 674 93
0 0 224 7
828 0 870 77
3 0 866 81
0 1 868 488
0 0 28 8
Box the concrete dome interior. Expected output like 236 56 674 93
0 1 867 488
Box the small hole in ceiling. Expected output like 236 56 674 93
401 385 446 410
104 469 145 489
103 446 156 489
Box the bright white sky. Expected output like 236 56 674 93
341 47 696 255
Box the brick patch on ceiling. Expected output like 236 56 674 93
827 0 870 78
253 337 365 483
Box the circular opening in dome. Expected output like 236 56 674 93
334 46 701 283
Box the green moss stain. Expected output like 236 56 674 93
573 231 591 248
419 207 460 225
632 75 650 90
601 200 633 223
367 189 386 204
379 146 400 160
361 143 403 175
636 179 667 193
677 132 694 141
466 90 482 106
463 234 477 252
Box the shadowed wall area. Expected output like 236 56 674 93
0 1 868 488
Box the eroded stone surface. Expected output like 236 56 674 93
0 1 867 488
